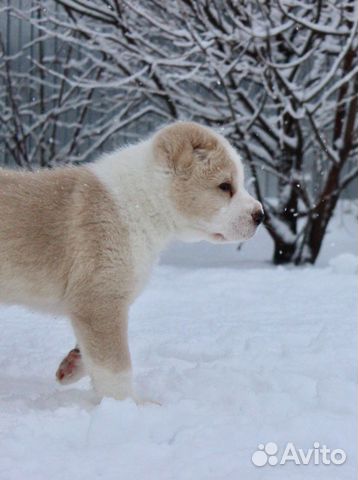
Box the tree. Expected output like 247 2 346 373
0 6 93 167
1 0 357 263
0 2 166 167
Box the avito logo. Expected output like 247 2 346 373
251 441 346 467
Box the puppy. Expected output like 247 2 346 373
0 122 263 400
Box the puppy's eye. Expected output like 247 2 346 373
218 182 233 196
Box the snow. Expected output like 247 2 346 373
0 208 356 480
329 253 357 275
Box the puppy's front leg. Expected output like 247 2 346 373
70 297 133 401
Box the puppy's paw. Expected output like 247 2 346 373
56 347 86 385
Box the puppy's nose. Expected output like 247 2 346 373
251 208 265 225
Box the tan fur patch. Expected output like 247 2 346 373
0 167 131 310
154 122 237 221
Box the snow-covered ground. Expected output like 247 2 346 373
0 205 357 480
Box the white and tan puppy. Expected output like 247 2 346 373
0 122 263 401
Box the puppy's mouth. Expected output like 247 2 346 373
210 229 257 243
211 233 226 242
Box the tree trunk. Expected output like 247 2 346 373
306 195 340 264
273 239 296 265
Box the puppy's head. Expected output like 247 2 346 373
153 122 263 243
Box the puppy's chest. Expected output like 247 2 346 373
129 239 159 300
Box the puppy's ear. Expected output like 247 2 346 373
153 122 218 174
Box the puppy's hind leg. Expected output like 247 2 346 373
56 345 86 385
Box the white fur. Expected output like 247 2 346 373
90 142 178 299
